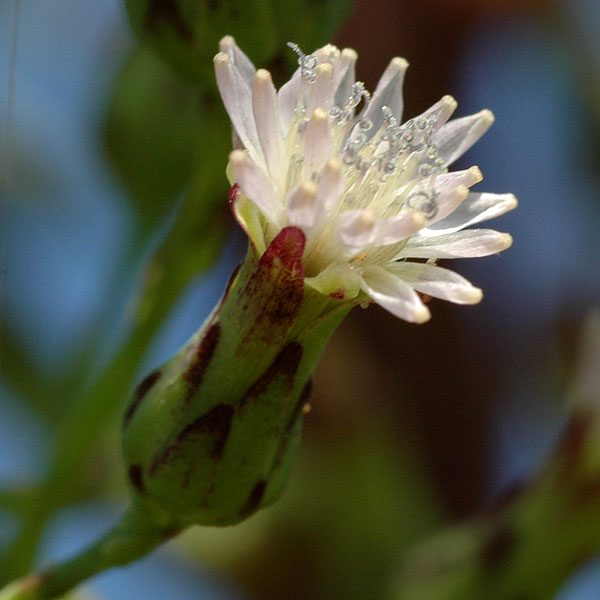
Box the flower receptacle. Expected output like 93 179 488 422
122 227 351 527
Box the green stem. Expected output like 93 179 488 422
1 510 52 585
0 267 185 583
393 409 600 600
0 506 177 600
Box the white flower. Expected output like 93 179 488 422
214 36 516 323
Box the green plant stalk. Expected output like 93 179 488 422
0 504 176 600
0 286 176 584
393 408 600 600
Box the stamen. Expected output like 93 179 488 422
343 81 371 118
358 118 373 131
406 190 439 219
287 42 318 84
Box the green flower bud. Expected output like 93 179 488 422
122 227 351 527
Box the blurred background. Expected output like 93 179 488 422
1 0 600 598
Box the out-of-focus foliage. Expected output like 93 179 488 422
392 310 600 600
125 0 278 82
104 44 203 229
124 0 355 83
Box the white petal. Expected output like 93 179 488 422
418 95 457 131
386 262 483 304
373 212 426 246
333 48 358 108
314 44 341 60
359 265 430 323
361 57 409 132
214 53 263 168
434 109 494 166
303 158 345 254
302 108 333 180
277 69 302 133
427 184 469 225
307 63 334 113
432 167 483 194
316 157 344 217
410 168 481 227
229 150 283 226
397 229 513 258
338 210 377 248
286 182 319 229
253 69 287 192
219 36 256 87
422 193 518 236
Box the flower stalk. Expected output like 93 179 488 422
0 504 176 600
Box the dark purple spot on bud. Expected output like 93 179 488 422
183 323 221 407
123 369 161 427
239 229 305 340
128 464 146 494
149 403 234 476
182 403 234 460
239 342 303 410
239 479 267 518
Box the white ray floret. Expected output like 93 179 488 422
214 38 516 323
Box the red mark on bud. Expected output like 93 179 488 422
329 289 345 300
239 227 306 338
260 226 306 279
228 183 241 209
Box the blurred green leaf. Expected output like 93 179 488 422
391 411 600 600
148 88 233 290
0 320 49 418
293 425 440 600
124 0 278 83
273 0 356 60
124 0 357 84
103 43 202 230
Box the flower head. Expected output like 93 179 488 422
214 37 516 323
